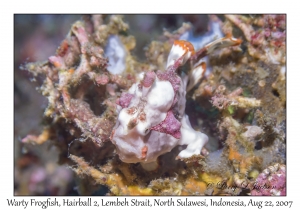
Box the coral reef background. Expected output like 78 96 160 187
14 14 286 196
15 15 81 195
14 14 211 195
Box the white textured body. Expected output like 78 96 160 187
111 72 208 164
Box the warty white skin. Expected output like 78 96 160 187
110 33 242 169
112 76 178 163
111 72 208 165
110 38 228 169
